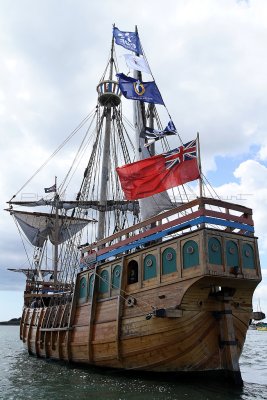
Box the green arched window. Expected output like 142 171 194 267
112 265 121 290
226 240 239 267
162 248 177 274
208 237 222 265
143 254 157 280
99 270 109 294
183 240 199 268
88 274 95 298
79 276 87 299
242 243 255 269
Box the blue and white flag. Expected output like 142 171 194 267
113 27 143 54
124 54 151 74
141 120 177 147
116 73 164 105
165 120 177 133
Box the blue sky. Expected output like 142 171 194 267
1 0 267 321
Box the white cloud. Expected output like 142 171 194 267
214 159 267 319
1 0 267 322
215 160 267 249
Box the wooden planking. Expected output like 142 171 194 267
92 341 120 362
92 321 117 343
96 209 254 261
35 308 45 357
20 221 260 374
73 303 90 326
115 256 126 361
120 315 219 371
91 312 218 370
70 343 90 362
94 298 118 323
20 308 26 339
87 264 99 362
97 210 203 257
19 301 249 374
66 288 78 361
122 280 197 320
120 311 200 345
89 197 253 251
71 325 90 343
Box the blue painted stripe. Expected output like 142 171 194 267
97 216 254 262
201 216 254 232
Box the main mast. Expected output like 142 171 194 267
53 177 59 282
96 36 121 241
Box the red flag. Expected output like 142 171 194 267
116 139 200 200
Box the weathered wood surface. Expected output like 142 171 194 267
86 197 253 251
20 226 260 377
20 276 255 372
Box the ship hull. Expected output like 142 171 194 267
20 220 261 386
20 276 257 385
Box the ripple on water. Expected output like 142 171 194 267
1 327 267 400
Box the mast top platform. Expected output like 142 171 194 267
97 80 121 107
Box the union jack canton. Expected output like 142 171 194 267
164 139 197 170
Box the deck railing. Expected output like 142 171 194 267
81 197 254 264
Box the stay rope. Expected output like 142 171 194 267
9 109 96 201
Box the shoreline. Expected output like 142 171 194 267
0 318 21 326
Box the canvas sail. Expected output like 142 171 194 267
12 210 91 247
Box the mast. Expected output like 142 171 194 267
53 176 59 282
148 103 155 156
97 35 121 241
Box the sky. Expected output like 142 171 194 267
1 0 267 321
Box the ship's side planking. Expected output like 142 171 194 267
20 197 261 383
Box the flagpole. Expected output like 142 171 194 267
148 104 155 156
197 132 203 198
135 25 146 132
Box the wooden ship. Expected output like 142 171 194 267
7 26 262 386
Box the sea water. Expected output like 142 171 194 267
0 326 266 400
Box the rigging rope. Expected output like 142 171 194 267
9 109 96 201
59 108 98 193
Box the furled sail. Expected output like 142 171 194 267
10 200 139 215
11 210 93 247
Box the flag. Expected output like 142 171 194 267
113 27 142 54
165 120 177 133
117 73 164 105
124 54 151 74
141 120 177 147
116 139 199 200
44 184 56 193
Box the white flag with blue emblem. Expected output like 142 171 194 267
124 54 151 74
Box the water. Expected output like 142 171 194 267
0 327 266 399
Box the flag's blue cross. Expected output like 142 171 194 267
164 140 197 170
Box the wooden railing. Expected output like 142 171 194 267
80 197 254 264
